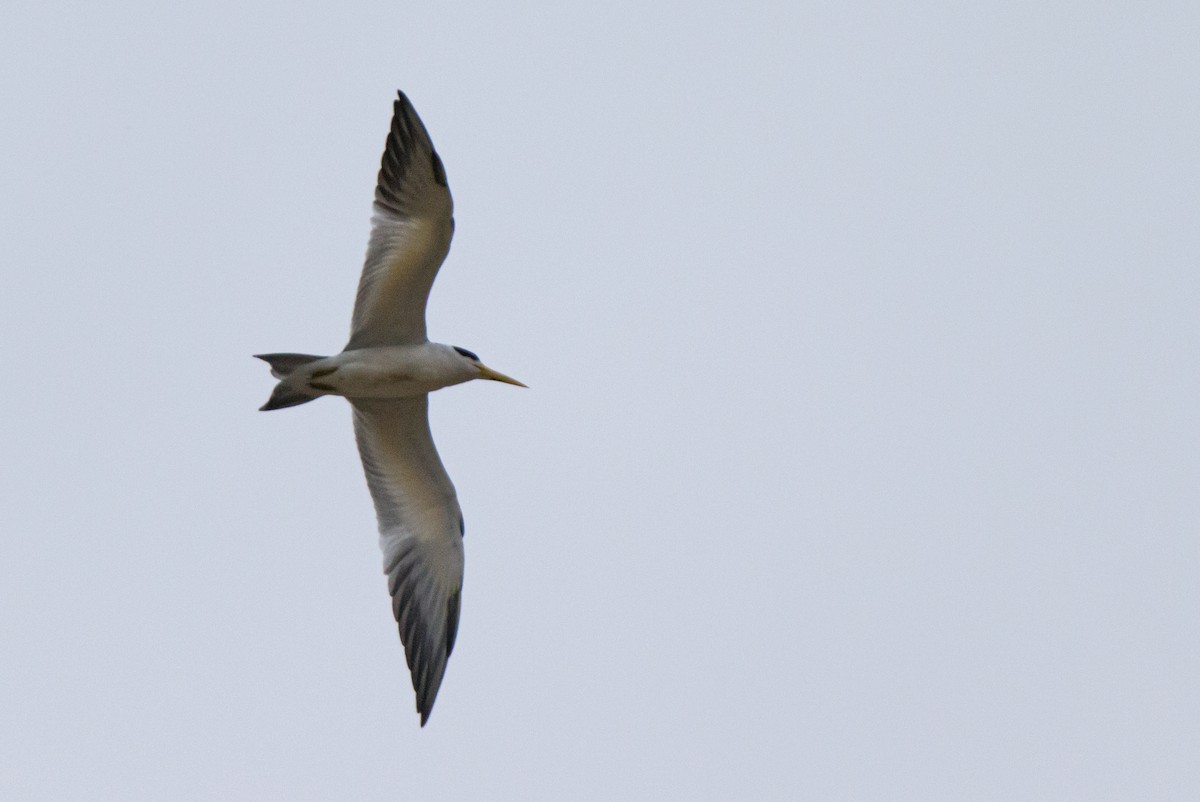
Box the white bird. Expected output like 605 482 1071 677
256 91 525 726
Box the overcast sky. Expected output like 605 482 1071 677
2 2 1198 799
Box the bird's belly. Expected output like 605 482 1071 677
318 365 432 398
304 348 463 399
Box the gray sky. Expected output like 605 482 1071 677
2 1 1198 799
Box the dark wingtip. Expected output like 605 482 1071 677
417 688 438 727
445 590 461 657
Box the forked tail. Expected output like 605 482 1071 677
254 353 326 411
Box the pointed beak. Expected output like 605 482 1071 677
477 364 528 388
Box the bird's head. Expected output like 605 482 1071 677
453 346 527 387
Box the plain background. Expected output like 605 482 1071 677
2 2 1198 799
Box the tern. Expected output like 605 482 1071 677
256 90 525 726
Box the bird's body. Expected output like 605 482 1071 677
265 344 480 401
256 91 524 726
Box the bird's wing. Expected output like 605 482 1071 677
346 91 455 349
351 396 465 726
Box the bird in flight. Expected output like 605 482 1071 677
256 90 525 726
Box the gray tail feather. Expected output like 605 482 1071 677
254 353 325 379
255 353 327 411
259 382 318 411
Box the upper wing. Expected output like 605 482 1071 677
351 396 465 726
346 91 455 350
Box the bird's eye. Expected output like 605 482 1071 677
453 346 479 361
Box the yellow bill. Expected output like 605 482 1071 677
477 364 528 388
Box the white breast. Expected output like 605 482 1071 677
315 344 472 399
